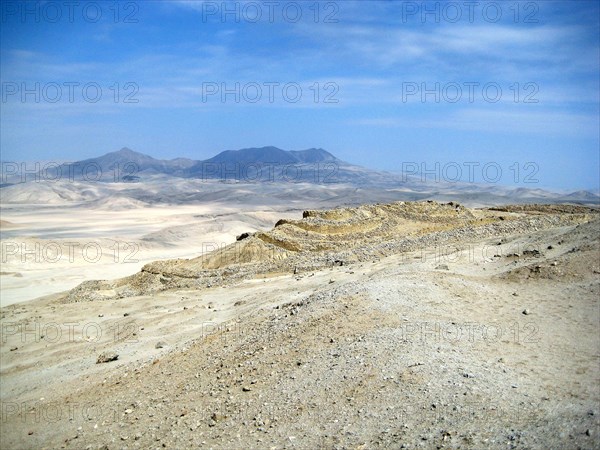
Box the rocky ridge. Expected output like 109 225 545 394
64 201 597 302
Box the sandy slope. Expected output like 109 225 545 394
0 202 598 449
0 202 299 306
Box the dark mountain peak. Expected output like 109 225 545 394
103 147 155 161
205 146 339 165
206 146 295 165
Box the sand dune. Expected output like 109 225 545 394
0 198 304 306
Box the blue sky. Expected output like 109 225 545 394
1 0 599 190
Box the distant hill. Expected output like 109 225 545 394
204 146 335 165
23 147 196 183
565 190 600 201
205 146 294 165
185 146 348 182
202 147 338 165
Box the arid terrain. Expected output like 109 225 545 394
1 200 599 449
3 0 599 447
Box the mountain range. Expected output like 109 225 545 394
0 146 598 205
2 146 393 185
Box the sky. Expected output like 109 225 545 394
0 0 599 190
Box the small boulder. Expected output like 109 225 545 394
96 352 119 364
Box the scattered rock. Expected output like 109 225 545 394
211 412 224 422
522 309 531 315
155 341 167 349
96 352 119 364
